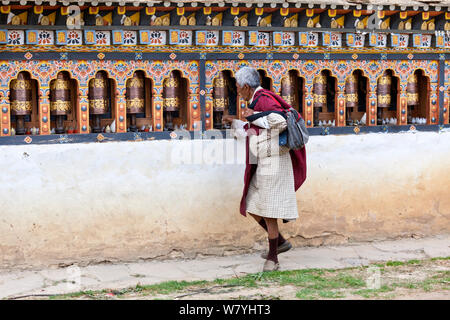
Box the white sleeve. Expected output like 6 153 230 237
251 116 270 129
231 119 248 139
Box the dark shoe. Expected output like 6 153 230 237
263 259 280 272
260 240 292 259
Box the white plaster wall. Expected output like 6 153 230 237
0 130 449 269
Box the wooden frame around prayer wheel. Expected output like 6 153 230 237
407 69 430 124
376 69 400 125
280 70 305 116
212 70 237 129
163 70 188 131
50 71 77 134
10 72 36 135
89 71 110 133
345 70 369 126
313 70 337 126
126 71 147 132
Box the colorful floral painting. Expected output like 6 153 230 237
307 32 319 47
222 31 244 46
95 31 111 45
38 30 54 45
196 31 218 46
169 30 192 45
178 31 192 45
66 30 82 46
346 33 365 47
272 32 295 46
123 31 137 45
140 30 166 45
369 33 387 47
150 31 166 45
413 34 432 48
248 31 270 46
323 32 342 47
391 34 409 48
7 30 24 45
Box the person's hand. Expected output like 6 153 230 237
222 115 236 124
242 108 254 118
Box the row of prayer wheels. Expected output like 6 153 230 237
8 69 425 133
8 71 187 133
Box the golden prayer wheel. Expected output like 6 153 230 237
345 75 358 109
313 74 327 126
213 74 228 112
10 73 32 116
89 75 108 115
213 74 229 129
50 73 72 116
313 75 327 109
126 74 145 114
377 74 391 109
50 73 72 134
281 75 295 107
163 72 180 112
345 74 358 126
163 72 181 131
377 73 391 124
10 73 33 135
407 74 419 106
126 73 145 132
89 73 109 133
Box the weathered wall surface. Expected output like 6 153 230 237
0 130 449 269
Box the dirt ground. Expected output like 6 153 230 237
27 257 448 300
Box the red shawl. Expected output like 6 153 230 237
239 88 307 217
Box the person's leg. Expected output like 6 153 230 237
249 213 286 245
264 217 279 263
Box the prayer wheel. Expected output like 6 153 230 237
407 74 419 124
126 73 145 132
281 75 295 107
10 73 32 135
313 74 327 126
345 74 358 125
377 73 391 124
213 73 228 129
163 72 181 131
89 73 109 133
50 73 72 134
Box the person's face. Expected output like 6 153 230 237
236 83 253 102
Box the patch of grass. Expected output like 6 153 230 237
430 257 450 261
386 261 405 267
318 290 345 299
50 290 100 300
353 285 394 298
296 288 317 300
42 256 449 300
392 282 418 289
132 280 209 295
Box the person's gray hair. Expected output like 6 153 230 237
235 67 261 89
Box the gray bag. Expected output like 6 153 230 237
260 91 309 150
285 107 309 150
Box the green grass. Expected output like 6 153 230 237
44 256 449 300
296 288 317 300
318 290 345 299
353 285 394 298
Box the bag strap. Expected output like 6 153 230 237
259 91 301 121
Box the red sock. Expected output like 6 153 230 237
258 219 286 246
267 237 279 263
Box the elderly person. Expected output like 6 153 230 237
223 67 307 272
